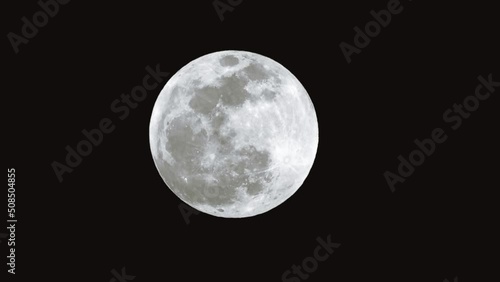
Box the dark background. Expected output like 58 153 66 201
3 0 498 281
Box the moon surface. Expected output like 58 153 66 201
149 50 318 218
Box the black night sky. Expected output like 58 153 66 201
4 0 498 281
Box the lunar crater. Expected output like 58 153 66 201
150 50 318 218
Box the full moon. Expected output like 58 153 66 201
149 50 318 218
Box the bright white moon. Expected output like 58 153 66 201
149 50 318 218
